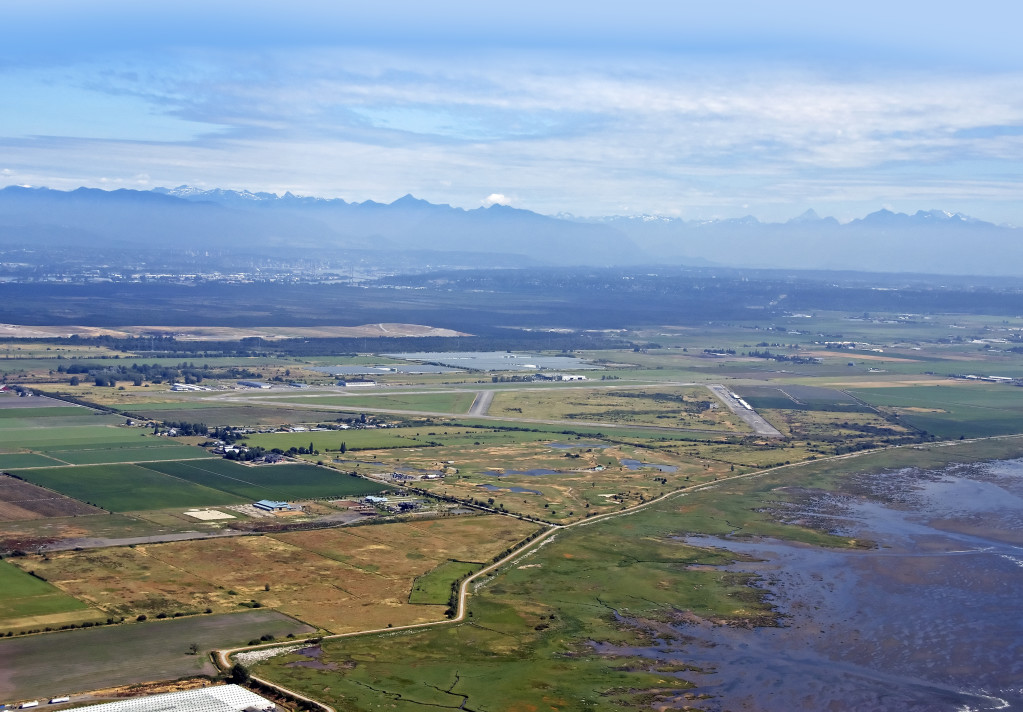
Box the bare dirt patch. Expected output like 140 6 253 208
0 476 105 520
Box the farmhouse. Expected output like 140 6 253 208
65 685 275 712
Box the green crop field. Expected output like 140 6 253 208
40 443 213 465
143 459 389 500
11 464 247 511
0 424 158 451
409 560 483 604
733 384 872 412
0 452 65 468
849 384 1023 438
0 610 314 700
0 407 92 419
0 560 94 622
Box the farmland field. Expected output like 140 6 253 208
0 610 314 701
38 443 212 465
10 464 247 512
409 560 482 604
849 383 1023 438
0 560 102 633
10 516 539 633
0 424 164 451
732 384 873 412
0 474 105 520
0 452 65 468
143 459 388 500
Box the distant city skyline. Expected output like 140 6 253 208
3 1 1022 225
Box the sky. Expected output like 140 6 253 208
2 1 1022 223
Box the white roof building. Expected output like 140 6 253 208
68 686 275 712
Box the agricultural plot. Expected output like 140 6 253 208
0 405 92 418
10 516 538 633
0 560 103 633
39 443 212 465
144 459 388 500
0 452 65 468
0 474 104 520
409 560 482 604
10 464 247 512
732 384 873 412
849 384 1023 439
0 610 313 701
0 424 161 452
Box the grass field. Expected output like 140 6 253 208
0 560 96 624
0 425 162 451
850 383 1023 438
270 391 479 413
0 610 314 700
11 516 539 634
0 406 93 419
39 443 212 465
0 452 65 468
10 464 248 512
143 459 388 500
252 479 810 711
409 560 482 604
254 436 1023 711
732 384 873 412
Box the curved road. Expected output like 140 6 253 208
212 435 1004 704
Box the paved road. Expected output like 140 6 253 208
707 383 783 438
467 389 495 416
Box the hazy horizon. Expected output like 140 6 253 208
3 1 1022 226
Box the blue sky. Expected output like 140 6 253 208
3 1 1022 223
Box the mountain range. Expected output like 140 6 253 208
1 185 1021 276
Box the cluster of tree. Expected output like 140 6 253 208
224 446 267 461
57 361 261 386
745 349 820 364
159 421 209 436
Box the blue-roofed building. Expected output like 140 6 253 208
253 500 290 511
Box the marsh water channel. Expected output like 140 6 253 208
599 458 1023 711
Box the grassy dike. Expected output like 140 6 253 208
249 435 1023 710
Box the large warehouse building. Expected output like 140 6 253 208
63 685 275 712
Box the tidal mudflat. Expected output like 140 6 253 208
603 459 1023 710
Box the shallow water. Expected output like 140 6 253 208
620 458 678 472
611 459 1023 710
547 441 610 449
477 482 542 495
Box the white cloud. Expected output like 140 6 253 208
483 193 510 207
4 46 1023 221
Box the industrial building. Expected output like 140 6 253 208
58 685 275 712
253 499 291 512
237 380 272 389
